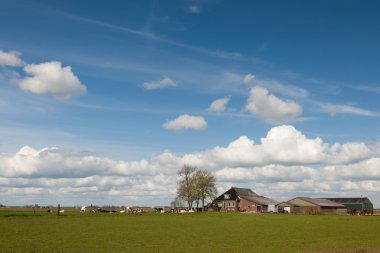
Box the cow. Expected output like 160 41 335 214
80 206 86 213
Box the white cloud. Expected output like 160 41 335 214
245 86 302 124
179 125 375 168
319 103 379 117
143 76 177 90
0 50 24 67
328 142 372 164
16 61 87 99
1 125 380 206
181 125 327 167
243 73 254 84
208 97 229 112
162 114 207 131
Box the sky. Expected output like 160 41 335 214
1 0 380 207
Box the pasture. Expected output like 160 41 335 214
0 209 379 253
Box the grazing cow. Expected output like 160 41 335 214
122 206 131 213
80 206 86 213
59 210 65 213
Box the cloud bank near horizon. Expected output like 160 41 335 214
1 125 379 206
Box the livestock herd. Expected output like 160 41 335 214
78 206 196 214
44 206 199 214
79 206 144 214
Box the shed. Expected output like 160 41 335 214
324 198 373 214
278 197 347 214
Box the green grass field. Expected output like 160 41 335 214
0 209 379 253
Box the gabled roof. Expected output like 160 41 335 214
214 187 277 205
240 195 278 205
232 187 259 197
293 197 345 207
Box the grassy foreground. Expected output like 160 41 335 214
0 210 379 253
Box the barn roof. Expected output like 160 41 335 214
232 187 259 197
296 197 345 207
240 195 279 205
214 187 278 205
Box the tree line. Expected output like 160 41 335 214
173 165 217 211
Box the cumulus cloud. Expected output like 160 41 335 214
208 97 229 112
2 125 380 206
243 73 254 84
16 61 87 99
143 76 177 90
180 125 374 168
245 86 302 124
0 50 24 67
181 126 324 168
0 145 179 179
214 157 380 184
162 114 207 131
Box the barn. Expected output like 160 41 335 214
209 187 278 213
278 197 347 214
324 198 373 214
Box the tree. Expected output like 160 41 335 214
176 165 217 211
177 165 197 209
194 169 217 211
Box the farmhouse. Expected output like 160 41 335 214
324 197 373 214
209 187 278 212
278 197 347 214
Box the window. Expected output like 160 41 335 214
224 194 230 199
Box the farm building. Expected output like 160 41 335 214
324 198 373 214
208 187 278 212
278 197 347 214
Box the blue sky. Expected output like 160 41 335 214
1 0 380 207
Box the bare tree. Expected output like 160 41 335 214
177 165 197 209
176 165 217 211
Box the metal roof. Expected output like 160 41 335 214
296 197 345 207
241 195 279 205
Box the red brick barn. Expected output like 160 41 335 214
209 187 278 212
